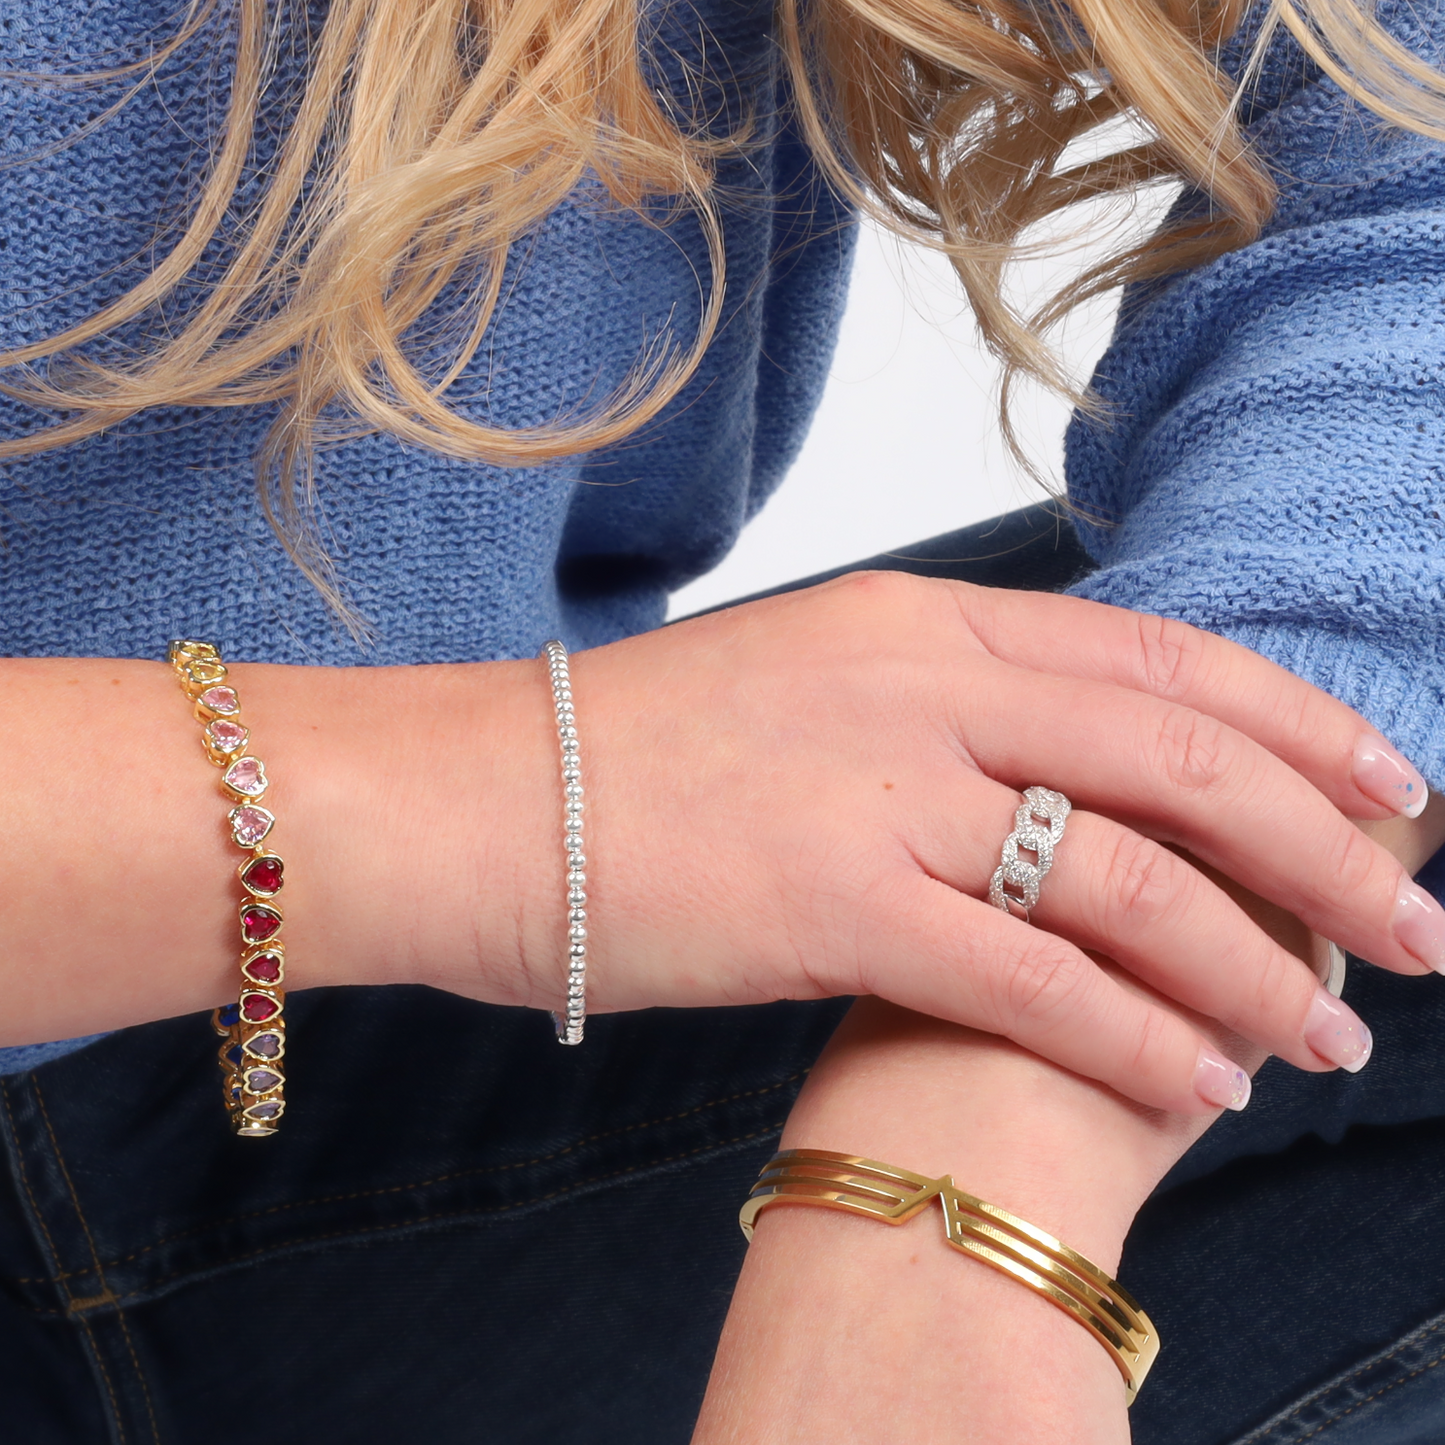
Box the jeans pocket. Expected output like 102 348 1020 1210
1231 1312 1445 1445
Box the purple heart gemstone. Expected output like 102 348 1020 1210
244 1100 282 1120
245 1032 282 1059
244 1069 282 1093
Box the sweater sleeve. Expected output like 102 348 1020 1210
1065 0 1445 788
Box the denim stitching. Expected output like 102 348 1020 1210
1 1078 131 1444
34 1079 163 1445
1272 1349 1445 1443
12 1069 804 1284
30 1119 787 1318
1234 1319 1445 1444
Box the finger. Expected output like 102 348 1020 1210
859 871 1252 1116
905 777 1375 1075
952 586 1428 822
957 659 1445 978
1029 811 1374 1074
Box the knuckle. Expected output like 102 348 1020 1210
1099 829 1179 928
827 568 931 613
1247 952 1312 1036
1153 706 1233 798
1134 613 1209 700
1321 821 1386 907
820 571 961 644
1121 1003 1178 1086
999 938 1092 1034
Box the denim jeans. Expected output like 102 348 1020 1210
6 508 1444 1442
5 974 1445 1444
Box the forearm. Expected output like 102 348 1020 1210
0 656 559 1045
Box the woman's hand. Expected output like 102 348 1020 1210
1 572 1437 1107
693 796 1445 1444
421 571 1441 1113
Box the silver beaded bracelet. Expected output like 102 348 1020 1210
541 640 587 1044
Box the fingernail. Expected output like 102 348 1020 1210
1194 1048 1251 1111
1353 735 1429 819
1304 990 1373 1072
1395 881 1445 973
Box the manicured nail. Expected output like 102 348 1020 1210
1194 1048 1251 1111
1395 882 1445 973
1354 735 1429 819
1304 990 1373 1072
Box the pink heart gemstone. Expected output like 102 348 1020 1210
224 756 267 797
229 805 274 847
207 719 249 754
199 686 240 715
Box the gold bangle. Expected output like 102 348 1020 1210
169 640 288 1138
740 1148 1159 1403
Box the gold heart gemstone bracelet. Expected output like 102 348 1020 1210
169 641 287 1137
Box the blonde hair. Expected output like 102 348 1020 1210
4 0 1444 618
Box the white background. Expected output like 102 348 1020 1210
666 215 1138 618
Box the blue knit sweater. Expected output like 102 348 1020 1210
1068 0 1445 785
2 0 1444 1079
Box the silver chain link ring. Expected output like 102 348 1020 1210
987 786 1073 924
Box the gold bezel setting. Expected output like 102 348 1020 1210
242 1064 285 1096
240 945 285 986
241 1027 286 1062
229 803 274 848
239 899 283 945
193 686 242 721
206 720 251 763
222 755 269 801
238 852 284 897
239 988 282 1025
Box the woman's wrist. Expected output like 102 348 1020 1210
246 656 554 1007
0 654 559 1046
695 998 1201 1444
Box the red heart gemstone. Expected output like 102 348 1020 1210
241 905 282 943
241 856 284 895
241 992 279 1022
243 953 282 984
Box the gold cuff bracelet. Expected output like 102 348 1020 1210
740 1148 1159 1402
